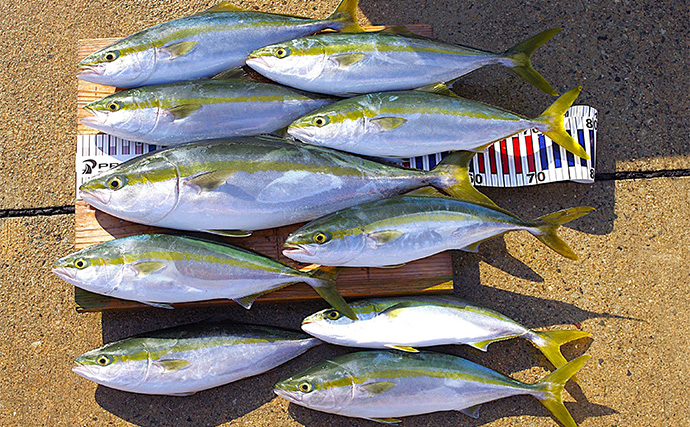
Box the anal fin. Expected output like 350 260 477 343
384 344 419 353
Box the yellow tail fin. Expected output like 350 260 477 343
532 329 592 382
530 206 594 260
533 86 589 160
504 28 561 96
532 354 590 427
305 267 356 320
429 151 501 209
327 0 362 33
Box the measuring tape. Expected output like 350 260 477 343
75 105 596 196
400 105 597 186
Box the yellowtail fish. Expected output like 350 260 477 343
302 295 590 370
283 195 594 266
275 350 589 426
78 0 360 87
288 85 589 159
53 233 356 319
78 138 493 236
247 27 562 96
81 79 335 145
73 320 321 396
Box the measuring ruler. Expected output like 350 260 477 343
75 105 596 196
400 105 597 186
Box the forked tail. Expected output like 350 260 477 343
429 151 502 209
303 266 357 320
532 354 590 427
504 28 561 96
533 86 590 159
327 0 362 33
529 206 594 260
530 329 592 382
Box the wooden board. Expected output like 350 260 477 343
74 24 453 312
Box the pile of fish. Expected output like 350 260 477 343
56 0 597 425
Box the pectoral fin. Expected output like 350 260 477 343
131 261 166 277
384 344 419 353
206 229 253 238
331 52 365 67
160 41 198 59
186 170 236 192
154 359 191 373
458 404 482 418
370 117 407 131
165 104 202 120
367 230 404 245
364 418 401 424
360 381 396 395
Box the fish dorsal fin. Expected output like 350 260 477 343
154 358 191 372
458 404 482 418
384 344 419 353
206 229 253 238
360 381 396 395
380 25 429 40
414 82 459 98
370 117 407 131
205 1 248 12
165 104 202 120
160 41 198 59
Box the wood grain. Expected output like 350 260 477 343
74 24 453 312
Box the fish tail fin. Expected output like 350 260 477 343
531 329 592 381
429 151 499 208
327 0 362 33
304 267 357 320
532 354 590 427
528 206 595 260
533 86 589 160
504 28 561 96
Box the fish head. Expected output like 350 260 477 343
72 338 151 391
247 38 327 83
52 241 127 294
78 38 156 87
287 99 365 150
79 151 179 225
283 210 365 266
274 359 354 412
301 299 378 339
81 89 157 138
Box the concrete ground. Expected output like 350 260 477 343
1 0 689 426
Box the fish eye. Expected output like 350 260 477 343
103 51 120 62
298 381 313 393
312 116 329 127
96 355 113 366
274 47 290 58
325 310 341 320
74 258 89 269
313 232 330 244
107 101 122 112
107 176 125 190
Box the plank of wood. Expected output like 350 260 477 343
74 24 453 312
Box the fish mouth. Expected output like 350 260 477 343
274 387 302 404
286 126 312 143
282 243 313 257
52 266 76 282
72 362 95 379
246 55 270 70
80 188 112 207
77 64 104 78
